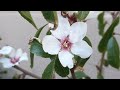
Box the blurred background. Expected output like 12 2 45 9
0 11 120 79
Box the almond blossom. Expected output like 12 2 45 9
42 13 93 69
0 46 28 68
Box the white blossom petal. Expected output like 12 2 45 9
71 40 93 58
85 11 102 20
15 49 23 59
0 46 13 55
48 23 54 28
19 52 28 62
9 48 16 58
69 22 87 43
0 58 14 68
58 50 74 69
51 12 70 40
57 12 70 31
42 35 61 55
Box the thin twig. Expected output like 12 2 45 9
112 11 120 20
14 65 41 79
113 32 120 36
67 75 71 79
19 73 26 79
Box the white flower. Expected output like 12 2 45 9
0 46 28 68
42 13 93 69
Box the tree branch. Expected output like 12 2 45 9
14 65 41 79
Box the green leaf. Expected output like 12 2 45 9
107 37 120 69
74 55 89 67
30 39 50 58
97 12 106 36
30 24 47 68
54 56 69 77
77 11 89 21
19 11 38 29
35 24 48 38
98 17 119 52
41 11 55 23
97 73 104 79
75 71 90 79
42 59 55 79
83 36 92 47
46 29 51 35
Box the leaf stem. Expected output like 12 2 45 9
14 65 41 79
99 52 105 74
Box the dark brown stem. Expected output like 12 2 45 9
70 67 76 79
14 65 41 79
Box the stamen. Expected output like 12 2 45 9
61 37 72 51
10 57 19 64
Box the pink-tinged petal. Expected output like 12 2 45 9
50 12 70 40
58 50 74 69
15 49 23 59
19 52 28 62
69 22 87 43
71 40 93 58
0 58 14 68
0 46 13 55
42 35 61 55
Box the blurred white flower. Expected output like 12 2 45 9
42 13 93 69
0 46 13 55
0 46 28 68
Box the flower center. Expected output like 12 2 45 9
61 37 72 51
10 57 19 64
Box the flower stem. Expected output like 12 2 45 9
70 67 76 79
14 66 41 79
